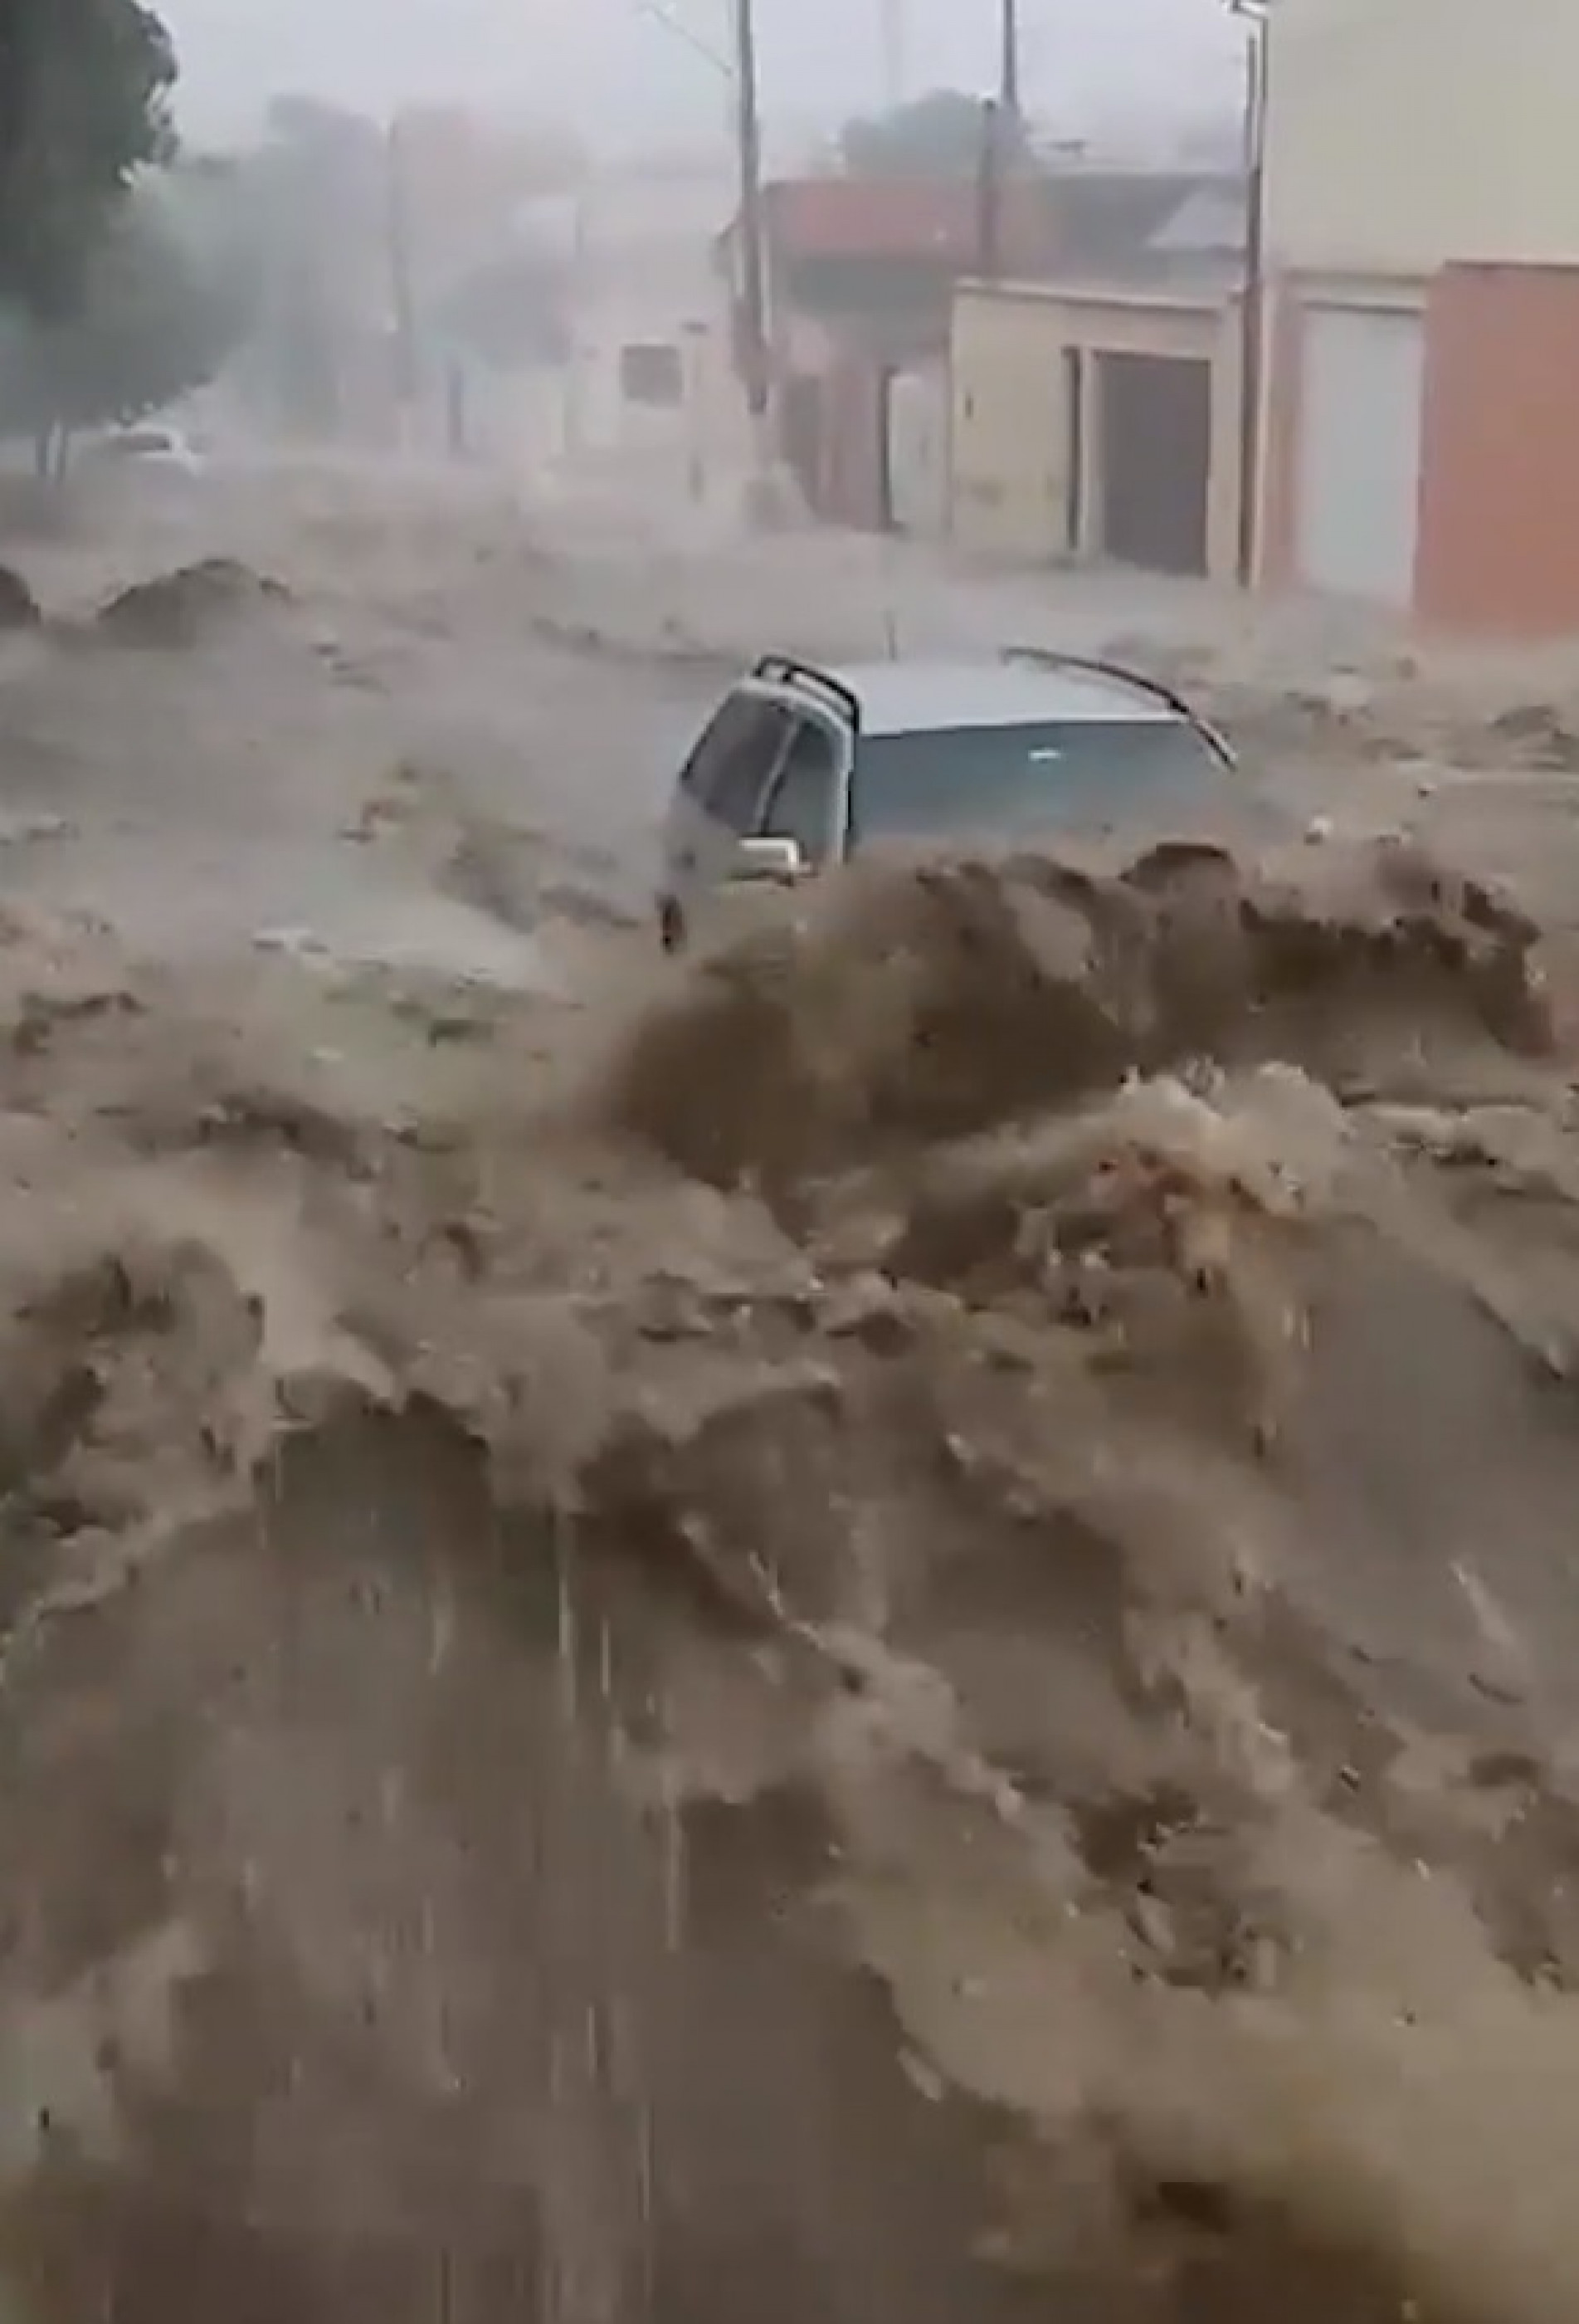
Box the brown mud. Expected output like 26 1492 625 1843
90 559 294 651
3 839 1579 2321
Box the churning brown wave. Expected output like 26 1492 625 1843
3 837 1579 2323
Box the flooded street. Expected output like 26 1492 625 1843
7 459 1579 2322
0 468 717 974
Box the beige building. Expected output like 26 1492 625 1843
561 166 747 494
1260 0 1579 631
950 281 1244 581
1265 0 1579 276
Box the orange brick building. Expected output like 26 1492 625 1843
1260 266 1579 636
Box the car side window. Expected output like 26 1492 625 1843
679 693 755 803
712 702 793 832
759 717 841 863
680 693 792 833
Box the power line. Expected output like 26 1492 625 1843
631 0 730 77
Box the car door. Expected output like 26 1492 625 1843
662 688 795 912
692 708 851 950
757 711 848 869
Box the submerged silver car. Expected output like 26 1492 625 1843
656 647 1243 950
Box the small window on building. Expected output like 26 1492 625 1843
620 341 684 408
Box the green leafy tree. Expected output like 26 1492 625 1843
0 185 247 462
0 0 178 316
839 89 1032 179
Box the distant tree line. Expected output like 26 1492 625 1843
836 89 1034 180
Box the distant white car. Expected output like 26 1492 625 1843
94 423 207 477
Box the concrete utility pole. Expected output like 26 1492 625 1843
983 0 1021 282
733 0 770 422
999 0 1021 120
385 117 420 436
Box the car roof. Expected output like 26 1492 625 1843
825 657 1182 736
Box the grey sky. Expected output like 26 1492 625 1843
160 0 1242 153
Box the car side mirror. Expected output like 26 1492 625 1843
733 834 805 882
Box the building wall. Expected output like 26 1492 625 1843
1262 261 1579 636
949 283 1242 579
1416 264 1579 634
949 288 1072 559
1265 0 1579 276
1256 283 1304 589
564 169 747 489
819 358 889 530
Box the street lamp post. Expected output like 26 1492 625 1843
1231 0 1270 590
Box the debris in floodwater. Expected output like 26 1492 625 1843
251 925 330 960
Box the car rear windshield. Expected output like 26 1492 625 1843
850 717 1231 847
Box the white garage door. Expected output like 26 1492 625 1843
1296 304 1425 607
888 364 948 536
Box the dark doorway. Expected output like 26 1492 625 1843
876 365 897 533
779 374 823 510
1063 346 1084 554
1096 350 1212 575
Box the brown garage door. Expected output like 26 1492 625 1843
1098 351 1212 576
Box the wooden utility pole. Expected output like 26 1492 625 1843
733 0 769 421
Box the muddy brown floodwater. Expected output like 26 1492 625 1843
11 474 1579 2322
3 818 1579 2323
